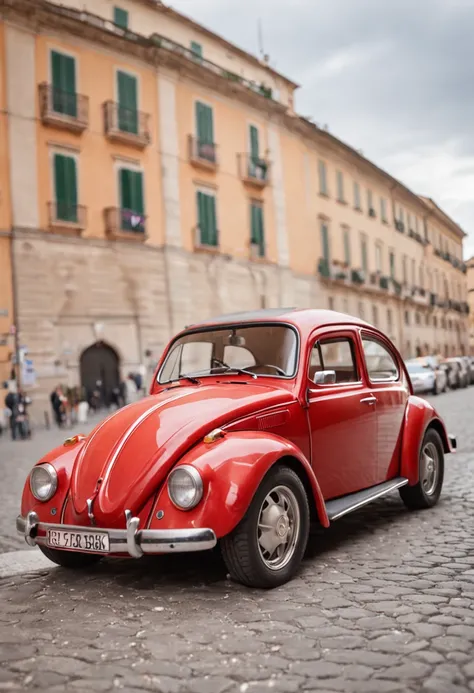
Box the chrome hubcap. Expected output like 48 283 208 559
421 441 439 496
257 485 300 571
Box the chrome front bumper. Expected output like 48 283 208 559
16 510 217 558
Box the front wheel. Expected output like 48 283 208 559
39 545 102 569
221 466 310 588
399 428 444 510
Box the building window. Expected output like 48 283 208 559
399 207 405 226
51 50 77 117
343 227 351 265
195 101 215 161
372 305 378 326
336 171 345 202
367 189 375 216
415 312 421 325
419 265 424 288
343 298 349 314
387 308 392 332
250 202 265 257
321 222 330 263
402 255 408 284
53 153 78 222
328 296 335 311
433 316 438 328
389 251 395 279
354 181 361 210
361 235 368 273
407 213 412 232
358 301 365 319
411 259 416 286
405 310 410 326
380 197 387 222
117 70 138 134
197 190 218 247
113 6 129 28
248 125 266 179
119 167 145 232
425 314 430 326
375 243 382 273
318 160 328 195
191 41 203 61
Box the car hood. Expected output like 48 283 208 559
70 383 295 526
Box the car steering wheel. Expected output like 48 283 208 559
245 364 287 375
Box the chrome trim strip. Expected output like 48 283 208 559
326 477 409 521
16 512 217 555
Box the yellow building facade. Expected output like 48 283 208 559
0 0 469 415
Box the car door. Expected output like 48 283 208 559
359 331 409 483
306 328 378 500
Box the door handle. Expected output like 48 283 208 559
360 396 377 406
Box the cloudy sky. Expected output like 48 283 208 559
171 0 474 257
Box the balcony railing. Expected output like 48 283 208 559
238 154 270 187
103 101 151 148
48 202 87 231
39 83 89 132
105 207 147 238
188 135 218 170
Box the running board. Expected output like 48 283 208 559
325 477 409 521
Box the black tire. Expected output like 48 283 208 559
221 465 310 588
39 545 102 569
399 428 444 510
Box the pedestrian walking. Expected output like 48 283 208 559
50 386 67 428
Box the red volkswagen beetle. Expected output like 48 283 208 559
17 309 456 588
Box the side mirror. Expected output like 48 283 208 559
314 370 336 385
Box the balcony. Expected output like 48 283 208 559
48 202 87 234
103 101 151 148
188 135 218 171
39 83 89 133
104 207 147 240
238 154 270 188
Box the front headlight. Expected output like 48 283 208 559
167 465 203 510
30 463 58 502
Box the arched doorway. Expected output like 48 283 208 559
80 342 120 406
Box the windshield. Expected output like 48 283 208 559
406 363 429 374
158 324 298 384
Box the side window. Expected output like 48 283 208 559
223 345 256 369
309 337 359 384
362 337 399 382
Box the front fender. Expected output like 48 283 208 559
400 396 452 486
148 431 329 537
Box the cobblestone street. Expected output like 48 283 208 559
1 390 473 693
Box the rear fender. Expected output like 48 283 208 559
148 431 329 537
401 396 452 486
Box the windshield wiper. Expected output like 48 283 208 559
211 358 257 379
165 375 201 386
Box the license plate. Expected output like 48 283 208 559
47 529 110 553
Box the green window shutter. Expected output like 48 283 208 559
119 168 144 232
318 160 327 195
196 101 214 144
354 182 360 209
197 191 217 246
114 7 128 28
117 71 138 134
361 240 368 272
191 41 203 61
343 229 351 265
54 154 77 222
51 51 76 117
251 204 264 256
320 223 330 263
250 125 259 160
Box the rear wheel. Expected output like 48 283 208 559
399 428 444 510
39 545 102 569
221 466 310 588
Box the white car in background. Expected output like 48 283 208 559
405 361 446 395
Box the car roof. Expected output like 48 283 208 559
186 308 372 333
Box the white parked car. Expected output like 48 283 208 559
405 361 446 395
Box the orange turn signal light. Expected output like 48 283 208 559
63 434 86 447
203 428 226 444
